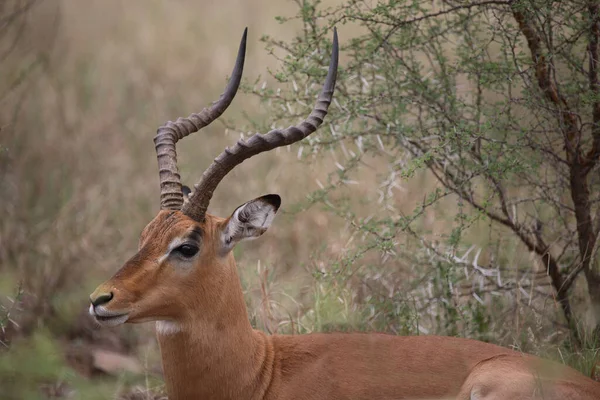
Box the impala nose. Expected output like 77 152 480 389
90 292 114 307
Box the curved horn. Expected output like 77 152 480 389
183 28 339 221
154 28 248 210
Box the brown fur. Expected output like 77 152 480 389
91 210 600 400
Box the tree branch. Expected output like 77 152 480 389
512 5 582 163
587 1 600 170
371 0 513 51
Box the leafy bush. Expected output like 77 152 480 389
247 0 600 364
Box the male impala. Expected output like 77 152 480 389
90 29 600 399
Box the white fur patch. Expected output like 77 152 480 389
470 387 482 400
157 236 188 264
222 200 276 248
156 320 181 335
235 201 277 230
89 304 129 327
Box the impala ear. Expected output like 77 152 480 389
220 194 281 254
182 185 192 199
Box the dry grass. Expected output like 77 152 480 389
0 0 358 396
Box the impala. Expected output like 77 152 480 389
90 28 600 399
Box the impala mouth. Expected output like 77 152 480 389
89 304 129 327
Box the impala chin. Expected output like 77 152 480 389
89 304 129 327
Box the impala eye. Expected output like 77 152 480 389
173 244 199 258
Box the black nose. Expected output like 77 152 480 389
91 292 113 307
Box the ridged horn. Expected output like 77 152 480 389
183 28 339 221
154 28 247 210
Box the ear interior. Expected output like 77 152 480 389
182 185 192 199
221 194 281 253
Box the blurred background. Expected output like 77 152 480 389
1 0 599 398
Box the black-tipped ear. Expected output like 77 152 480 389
182 185 192 198
219 194 282 255
259 194 281 211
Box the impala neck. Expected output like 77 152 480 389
156 254 272 400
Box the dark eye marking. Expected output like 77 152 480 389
172 244 199 258
168 227 202 260
189 228 203 242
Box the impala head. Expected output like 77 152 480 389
89 27 338 328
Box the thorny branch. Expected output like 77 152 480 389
361 0 514 50
257 0 600 341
